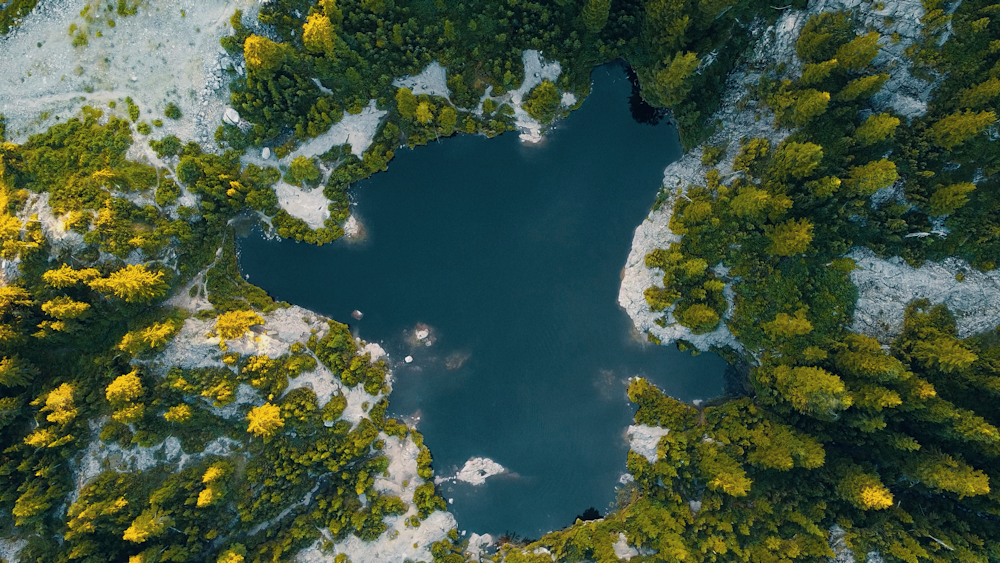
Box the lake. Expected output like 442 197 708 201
237 62 728 538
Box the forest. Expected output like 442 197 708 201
0 0 998 560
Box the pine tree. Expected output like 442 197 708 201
765 218 814 256
800 59 839 85
675 303 720 333
650 52 700 107
772 141 823 180
247 402 284 437
41 264 100 288
730 187 771 219
771 365 852 419
0 285 31 310
88 264 168 303
762 309 813 338
0 396 20 430
928 182 976 216
958 77 1000 108
805 176 841 197
913 337 978 373
302 13 335 54
837 465 894 510
834 32 880 71
287 156 321 187
837 73 889 101
107 369 143 404
522 80 561 123
0 355 33 387
123 508 172 543
40 383 77 425
843 158 898 196
908 452 989 498
856 113 900 145
395 87 417 120
580 0 611 33
243 35 285 71
416 101 434 124
438 106 458 135
163 404 192 423
213 309 264 341
775 89 830 126
927 110 996 149
112 403 145 424
40 296 90 320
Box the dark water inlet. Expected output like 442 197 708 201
237 62 728 538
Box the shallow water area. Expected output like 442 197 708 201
238 62 728 537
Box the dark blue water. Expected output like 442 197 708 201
237 62 727 538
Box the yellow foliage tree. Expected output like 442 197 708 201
24 428 56 448
89 265 168 303
40 383 77 425
112 403 145 424
107 369 143 403
119 321 179 355
416 101 434 124
163 404 193 423
244 35 284 71
762 309 813 339
122 508 171 543
303 13 335 53
838 466 894 510
40 296 90 320
246 402 284 438
765 218 814 256
0 285 31 310
214 309 264 341
41 264 100 288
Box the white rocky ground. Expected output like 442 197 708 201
273 181 330 230
17 192 85 258
0 0 257 148
434 457 507 486
620 0 940 352
508 50 562 143
0 538 27 563
849 247 1000 342
392 61 450 99
626 424 670 463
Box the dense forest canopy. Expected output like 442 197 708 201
0 0 998 561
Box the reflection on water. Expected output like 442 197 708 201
238 62 728 538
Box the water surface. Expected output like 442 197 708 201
238 62 727 537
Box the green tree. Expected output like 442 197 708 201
522 80 561 124
837 73 889 101
649 52 700 107
244 35 285 71
775 88 830 126
286 156 321 187
580 0 611 33
771 364 852 419
834 32 880 71
762 309 813 338
837 465 894 510
855 113 900 145
800 59 839 85
796 11 854 63
395 87 417 120
675 303 721 333
958 77 1000 108
765 218 814 256
928 182 976 215
303 12 335 54
927 110 996 149
772 141 823 180
438 106 458 135
908 452 990 498
843 158 898 196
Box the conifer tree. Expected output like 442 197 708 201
123 508 172 543
837 73 889 101
765 218 814 256
928 182 976 216
243 35 285 71
303 13 335 54
762 309 813 338
0 285 31 310
39 382 77 425
675 303 720 333
957 77 1000 108
772 141 823 180
40 296 90 320
771 365 852 419
800 59 839 85
89 264 168 303
837 465 894 510
107 369 143 404
843 158 898 196
580 0 611 33
214 309 264 341
416 101 434 124
247 402 284 438
855 113 900 145
927 110 996 149
834 32 880 71
163 404 192 423
438 106 458 135
395 87 417 120
42 264 100 288
908 452 989 498
0 355 33 387
650 52 700 107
